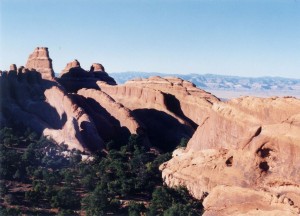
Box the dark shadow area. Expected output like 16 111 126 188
254 126 262 137
0 70 102 152
257 147 272 158
80 120 106 152
1 70 67 131
70 94 131 145
259 161 269 172
256 143 272 158
225 156 233 167
57 67 116 93
164 93 198 130
132 109 195 152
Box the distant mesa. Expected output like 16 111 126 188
25 47 55 80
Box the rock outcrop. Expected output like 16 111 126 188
160 96 300 215
0 69 104 151
203 185 299 216
99 76 219 125
25 47 54 79
58 60 116 92
90 63 105 72
98 76 219 150
76 88 147 144
60 59 81 76
2 47 300 215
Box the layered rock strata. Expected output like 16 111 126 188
2 47 300 215
0 69 104 152
98 76 219 150
160 96 300 215
76 88 147 144
25 47 54 79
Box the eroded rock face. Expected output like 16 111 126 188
99 76 219 125
58 60 116 92
98 76 219 150
25 47 54 79
0 69 104 152
60 59 81 76
4 48 300 215
76 88 147 144
203 185 299 216
160 96 300 215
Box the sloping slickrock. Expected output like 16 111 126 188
160 96 300 215
203 185 299 216
0 69 104 152
25 47 55 79
187 96 300 151
100 76 219 125
77 88 147 143
98 76 218 150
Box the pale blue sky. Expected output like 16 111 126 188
1 0 299 78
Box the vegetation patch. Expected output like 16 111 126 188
0 123 203 215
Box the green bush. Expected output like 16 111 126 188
128 201 146 216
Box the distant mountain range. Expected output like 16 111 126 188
55 71 300 98
109 72 300 92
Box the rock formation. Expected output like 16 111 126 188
99 76 219 125
203 185 299 216
160 96 300 215
76 88 147 144
98 76 219 150
58 60 116 92
2 47 300 215
0 69 104 152
60 59 81 76
90 63 105 72
25 47 55 79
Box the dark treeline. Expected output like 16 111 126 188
0 122 203 215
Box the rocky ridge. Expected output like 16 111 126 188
98 76 219 150
160 96 300 215
1 47 300 215
110 72 300 97
58 60 116 92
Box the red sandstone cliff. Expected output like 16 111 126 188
2 47 300 215
0 69 104 152
160 96 300 215
98 76 219 150
25 47 55 79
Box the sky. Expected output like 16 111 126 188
0 0 300 78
